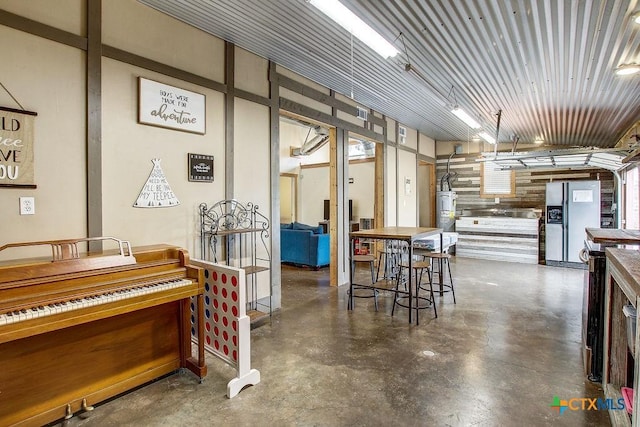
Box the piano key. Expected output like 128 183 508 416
0 278 193 325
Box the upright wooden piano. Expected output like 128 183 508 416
0 237 207 426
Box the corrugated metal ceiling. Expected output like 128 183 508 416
139 0 640 148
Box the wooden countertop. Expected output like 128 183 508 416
606 248 640 299
586 228 640 244
350 227 442 240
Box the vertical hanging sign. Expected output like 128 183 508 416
0 107 37 188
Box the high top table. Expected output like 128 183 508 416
586 228 640 245
349 226 442 324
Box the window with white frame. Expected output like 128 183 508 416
625 166 640 229
480 161 515 198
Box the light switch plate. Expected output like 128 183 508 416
20 197 35 215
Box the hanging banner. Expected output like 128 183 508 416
138 77 206 135
0 106 37 188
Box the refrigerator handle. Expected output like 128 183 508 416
564 185 569 262
579 247 589 264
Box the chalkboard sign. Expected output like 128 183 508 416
188 153 214 182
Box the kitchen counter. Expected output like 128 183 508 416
455 216 540 264
603 248 640 426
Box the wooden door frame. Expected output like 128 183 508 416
420 160 437 227
279 172 297 223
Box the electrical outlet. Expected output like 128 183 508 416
20 197 35 215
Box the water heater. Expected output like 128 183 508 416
436 191 457 232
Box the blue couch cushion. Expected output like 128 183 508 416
292 221 323 234
281 223 293 229
280 228 330 267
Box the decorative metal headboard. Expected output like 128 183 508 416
199 200 270 263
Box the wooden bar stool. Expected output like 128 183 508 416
349 254 379 311
423 252 456 303
391 260 437 324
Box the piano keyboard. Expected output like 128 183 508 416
0 278 192 326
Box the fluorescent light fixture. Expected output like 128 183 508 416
479 131 496 144
534 137 544 144
451 107 481 129
615 64 640 76
309 0 399 58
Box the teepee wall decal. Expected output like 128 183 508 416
133 158 180 208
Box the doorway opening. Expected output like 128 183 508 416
279 173 297 224
418 160 435 227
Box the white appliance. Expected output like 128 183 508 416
545 181 600 265
436 191 457 232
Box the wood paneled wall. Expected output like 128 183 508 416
436 154 616 228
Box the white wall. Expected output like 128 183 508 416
401 125 418 151
296 161 375 226
0 0 84 35
280 175 293 223
0 0 273 263
0 25 87 261
101 0 230 255
101 59 226 256
299 166 329 225
277 65 333 116
0 0 430 273
279 119 329 173
234 98 271 300
235 46 269 98
386 117 396 144
386 146 397 226
348 162 375 220
397 149 417 226
103 0 224 82
419 133 436 158
234 99 270 213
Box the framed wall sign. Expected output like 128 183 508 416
138 77 206 134
0 106 38 188
188 153 214 182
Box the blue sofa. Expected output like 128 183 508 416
280 222 330 268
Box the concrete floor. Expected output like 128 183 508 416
69 257 611 426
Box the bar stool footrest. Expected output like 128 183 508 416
393 295 434 310
349 286 380 299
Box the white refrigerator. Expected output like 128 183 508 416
545 181 600 265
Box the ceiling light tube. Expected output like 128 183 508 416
479 131 496 144
451 107 481 129
615 64 640 76
309 0 399 58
